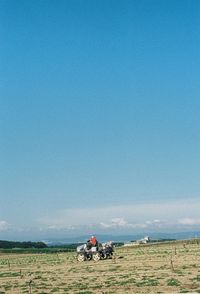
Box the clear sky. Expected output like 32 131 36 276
1 0 200 240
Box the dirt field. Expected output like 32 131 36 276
0 240 200 293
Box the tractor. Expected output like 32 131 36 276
76 241 114 262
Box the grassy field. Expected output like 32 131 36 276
0 240 200 293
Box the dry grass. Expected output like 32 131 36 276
0 240 200 293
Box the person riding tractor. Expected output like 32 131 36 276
86 236 98 250
77 237 114 262
90 236 98 246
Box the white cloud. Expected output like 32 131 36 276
38 198 200 232
100 217 129 229
0 220 9 231
112 218 128 226
146 219 161 225
47 225 75 231
178 218 200 226
100 218 148 229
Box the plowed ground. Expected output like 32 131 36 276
0 240 200 293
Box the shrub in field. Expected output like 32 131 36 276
50 288 59 293
167 278 180 286
193 275 200 281
76 291 93 294
0 272 21 277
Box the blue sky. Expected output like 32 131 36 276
0 0 200 240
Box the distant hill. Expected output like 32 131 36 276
44 230 200 246
0 240 47 249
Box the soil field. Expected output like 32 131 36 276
0 240 200 293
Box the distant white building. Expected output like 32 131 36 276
138 236 151 244
123 236 151 247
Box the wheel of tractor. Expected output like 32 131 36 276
77 253 85 262
92 252 101 262
102 252 107 259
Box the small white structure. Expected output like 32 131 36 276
138 236 151 244
123 236 151 247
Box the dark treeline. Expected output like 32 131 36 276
0 240 47 249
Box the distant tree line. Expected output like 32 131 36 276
0 240 47 249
